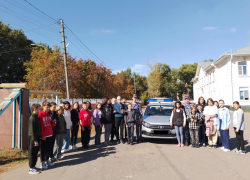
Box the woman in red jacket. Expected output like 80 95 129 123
79 102 92 149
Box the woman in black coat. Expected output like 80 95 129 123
102 98 114 145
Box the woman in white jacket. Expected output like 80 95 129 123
233 101 246 154
62 101 72 153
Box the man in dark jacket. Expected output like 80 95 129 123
28 103 42 174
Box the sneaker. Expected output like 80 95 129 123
47 160 54 166
223 149 230 152
108 141 112 145
177 143 181 147
61 149 66 153
181 143 185 147
136 140 140 144
117 139 120 144
29 168 40 174
238 150 246 155
213 145 217 149
202 143 206 147
58 155 64 159
120 139 125 144
40 161 48 170
33 167 42 172
221 147 225 150
97 144 102 147
233 149 240 154
208 145 212 149
49 157 55 162
110 139 114 142
104 142 108 146
74 145 78 149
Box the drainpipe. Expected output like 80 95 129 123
18 94 22 149
230 51 233 106
12 100 16 148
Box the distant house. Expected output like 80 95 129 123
191 45 250 109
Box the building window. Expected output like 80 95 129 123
239 87 249 100
238 61 247 75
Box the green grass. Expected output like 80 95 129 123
243 110 250 113
0 148 29 163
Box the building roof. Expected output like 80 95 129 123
198 61 213 70
224 45 250 56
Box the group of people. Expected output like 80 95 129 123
170 96 246 154
28 94 142 174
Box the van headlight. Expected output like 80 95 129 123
143 122 151 128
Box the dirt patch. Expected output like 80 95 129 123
0 148 29 174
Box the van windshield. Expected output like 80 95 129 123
144 105 174 116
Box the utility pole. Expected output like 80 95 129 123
134 75 136 94
60 19 70 99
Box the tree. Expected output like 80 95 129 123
147 63 172 98
0 21 33 83
203 59 214 62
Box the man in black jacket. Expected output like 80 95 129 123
28 103 42 174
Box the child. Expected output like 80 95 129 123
204 98 218 148
233 101 246 154
62 101 72 152
79 102 92 149
124 103 136 145
49 102 59 162
28 103 42 174
170 101 186 147
196 104 205 147
93 103 103 147
54 106 67 159
38 101 56 170
188 106 200 148
217 100 231 152
71 102 80 150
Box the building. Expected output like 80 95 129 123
191 45 250 109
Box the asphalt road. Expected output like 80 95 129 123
1 112 249 180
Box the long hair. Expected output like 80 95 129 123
72 102 80 111
173 101 183 112
95 102 102 109
198 96 206 105
86 101 92 110
102 97 110 107
206 98 214 106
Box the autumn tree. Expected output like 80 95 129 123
0 21 33 83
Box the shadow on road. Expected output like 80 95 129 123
48 146 116 171
229 137 249 152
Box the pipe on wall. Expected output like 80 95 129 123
18 94 22 149
12 100 16 148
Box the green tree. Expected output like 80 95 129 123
147 63 172 98
0 21 33 83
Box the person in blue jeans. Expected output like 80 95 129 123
170 101 186 147
61 101 72 153
217 100 231 152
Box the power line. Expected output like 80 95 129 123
24 22 59 32
0 4 60 34
4 0 56 23
0 18 61 44
64 24 112 70
23 0 57 22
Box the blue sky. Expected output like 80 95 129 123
1 0 250 76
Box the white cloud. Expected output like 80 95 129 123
131 64 150 76
202 26 218 31
90 29 115 34
112 64 150 76
229 28 237 32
